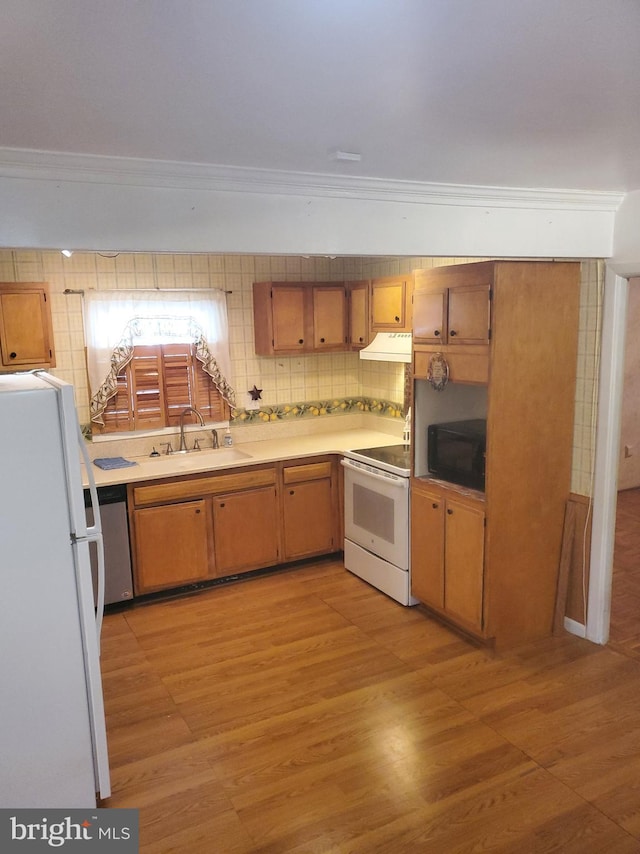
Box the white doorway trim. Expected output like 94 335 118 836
587 267 628 644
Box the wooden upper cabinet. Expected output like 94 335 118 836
370 275 412 332
412 289 447 344
448 285 491 345
413 266 492 346
312 285 347 350
347 280 369 349
253 281 347 355
0 282 55 371
271 284 308 352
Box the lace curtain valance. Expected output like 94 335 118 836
84 290 235 425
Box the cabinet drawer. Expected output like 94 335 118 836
414 346 489 385
283 461 333 484
132 467 277 506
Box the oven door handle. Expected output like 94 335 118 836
340 457 408 487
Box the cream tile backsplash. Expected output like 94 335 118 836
0 250 600 496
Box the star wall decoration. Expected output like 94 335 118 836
248 384 263 401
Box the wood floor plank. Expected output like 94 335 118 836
610 487 640 656
100 555 640 852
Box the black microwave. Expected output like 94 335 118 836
427 419 487 491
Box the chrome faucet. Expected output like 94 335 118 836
178 406 205 452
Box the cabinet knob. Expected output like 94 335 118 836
9 352 17 359
289 490 295 495
432 502 439 509
434 330 440 337
394 315 400 322
359 336 364 342
298 338 304 344
320 337 325 343
219 502 225 508
447 508 453 515
449 330 458 337
195 508 201 514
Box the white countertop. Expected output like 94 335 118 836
83 428 404 488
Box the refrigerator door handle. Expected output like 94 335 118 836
78 424 102 541
93 531 106 645
77 423 106 647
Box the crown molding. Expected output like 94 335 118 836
0 146 624 213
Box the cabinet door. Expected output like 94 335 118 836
447 284 491 345
410 487 445 608
443 497 485 630
348 281 369 349
272 285 307 351
313 286 346 350
283 478 335 559
0 286 55 368
133 500 210 594
213 487 280 575
371 277 410 331
412 288 447 343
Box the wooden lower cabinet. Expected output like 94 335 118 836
443 495 485 629
129 456 341 596
282 460 338 560
212 486 279 575
411 480 485 635
411 486 445 609
133 499 211 594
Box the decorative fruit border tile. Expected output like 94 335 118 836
232 396 404 423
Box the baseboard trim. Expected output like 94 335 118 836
564 616 587 638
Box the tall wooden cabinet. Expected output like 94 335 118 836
411 261 580 647
0 282 56 371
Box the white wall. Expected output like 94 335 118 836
617 278 640 490
611 191 640 277
0 153 619 259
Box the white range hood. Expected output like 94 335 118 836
359 332 412 363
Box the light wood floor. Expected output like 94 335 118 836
609 488 640 658
101 558 640 853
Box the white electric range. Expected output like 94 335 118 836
341 444 417 606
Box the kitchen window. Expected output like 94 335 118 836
84 290 235 435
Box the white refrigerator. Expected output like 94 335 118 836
0 371 110 807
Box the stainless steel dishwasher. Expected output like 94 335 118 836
84 484 134 605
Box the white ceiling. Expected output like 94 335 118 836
2 0 640 194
